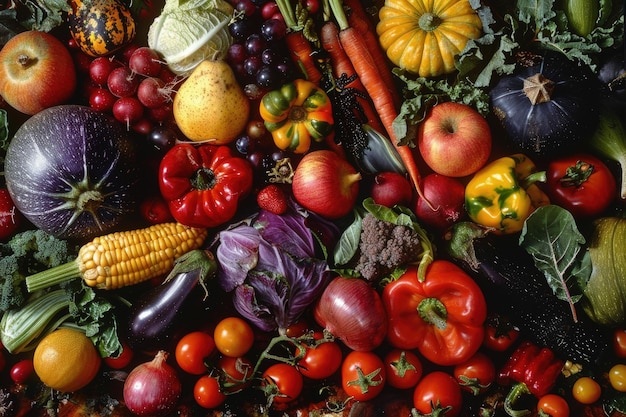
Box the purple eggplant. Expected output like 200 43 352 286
126 249 218 353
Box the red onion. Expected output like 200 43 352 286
415 173 466 232
123 350 182 416
313 276 387 351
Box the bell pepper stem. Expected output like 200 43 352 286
503 383 533 417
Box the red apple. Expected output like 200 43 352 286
370 171 413 208
0 31 77 115
418 102 491 177
292 150 361 219
415 173 466 232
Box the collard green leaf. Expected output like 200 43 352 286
333 210 362 266
519 205 591 321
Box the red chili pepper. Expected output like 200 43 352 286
498 340 564 398
158 143 254 228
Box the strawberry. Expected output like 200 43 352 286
256 184 288 215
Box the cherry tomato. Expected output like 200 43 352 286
482 314 519 352
305 0 319 14
296 334 343 380
103 341 134 369
453 352 495 395
341 351 386 401
194 374 227 409
175 331 216 375
572 376 602 404
214 317 255 358
262 363 304 404
140 195 174 224
10 359 35 384
613 329 626 358
383 349 423 390
537 393 570 417
0 188 22 240
219 355 254 392
609 364 626 392
413 371 462 417
545 153 617 219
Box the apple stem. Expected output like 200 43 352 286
17 54 37 69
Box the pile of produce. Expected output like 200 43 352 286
0 0 625 416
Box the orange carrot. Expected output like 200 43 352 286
320 20 383 132
328 0 427 204
276 0 323 84
342 0 401 109
284 31 323 84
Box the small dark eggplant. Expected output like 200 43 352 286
127 249 218 353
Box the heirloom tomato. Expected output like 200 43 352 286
159 143 253 228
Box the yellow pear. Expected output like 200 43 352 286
173 60 250 144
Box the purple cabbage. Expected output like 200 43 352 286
215 207 338 333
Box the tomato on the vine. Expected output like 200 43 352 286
545 153 617 219
453 352 495 395
296 333 343 380
614 329 626 358
537 393 570 417
214 317 255 358
194 375 227 409
609 364 626 392
413 371 462 417
383 349 422 389
219 355 254 392
572 376 602 404
175 331 216 375
341 351 386 401
262 363 304 404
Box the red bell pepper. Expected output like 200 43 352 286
382 260 487 366
158 143 253 229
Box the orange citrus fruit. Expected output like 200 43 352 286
33 328 101 392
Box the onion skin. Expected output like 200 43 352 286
123 350 182 417
313 276 387 351
4 105 139 240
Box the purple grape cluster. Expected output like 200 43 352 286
227 0 298 93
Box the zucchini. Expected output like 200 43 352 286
446 222 610 365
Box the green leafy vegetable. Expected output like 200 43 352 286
519 205 591 322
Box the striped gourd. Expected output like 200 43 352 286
25 223 208 292
67 0 136 57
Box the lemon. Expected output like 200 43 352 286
33 328 101 392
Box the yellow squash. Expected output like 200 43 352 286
376 0 483 77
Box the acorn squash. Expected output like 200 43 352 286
489 52 600 157
68 0 136 57
376 0 482 78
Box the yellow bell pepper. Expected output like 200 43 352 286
465 154 550 234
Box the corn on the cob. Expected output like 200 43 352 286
25 223 208 292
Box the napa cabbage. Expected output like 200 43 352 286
147 0 234 76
